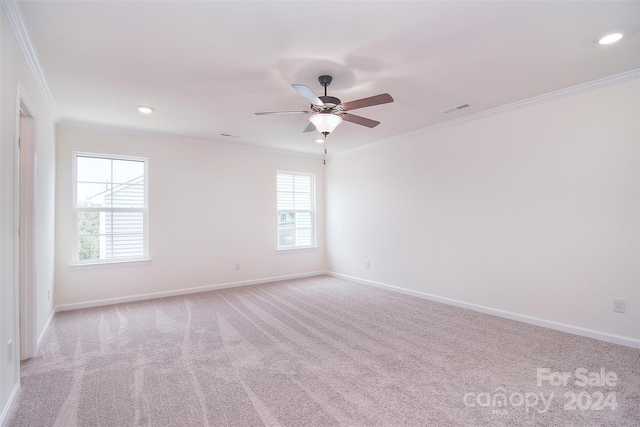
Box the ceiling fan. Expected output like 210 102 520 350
255 75 394 136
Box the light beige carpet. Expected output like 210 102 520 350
7 275 640 426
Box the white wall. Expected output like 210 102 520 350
1 7 56 424
55 125 325 307
326 78 640 343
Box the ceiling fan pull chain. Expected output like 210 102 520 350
324 140 327 165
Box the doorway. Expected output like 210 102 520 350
16 86 37 361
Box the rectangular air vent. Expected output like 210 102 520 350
442 103 471 114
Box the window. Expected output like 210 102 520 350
73 152 148 263
277 171 315 249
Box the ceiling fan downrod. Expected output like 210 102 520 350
318 75 332 97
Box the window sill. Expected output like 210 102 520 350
276 246 319 252
69 258 152 270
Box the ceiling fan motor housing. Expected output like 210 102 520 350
313 96 342 111
310 75 342 112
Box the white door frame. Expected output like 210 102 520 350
15 84 38 360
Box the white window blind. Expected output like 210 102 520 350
73 153 148 263
277 171 315 249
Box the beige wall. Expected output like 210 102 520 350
54 125 325 307
1 8 56 424
326 78 640 344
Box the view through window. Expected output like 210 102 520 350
74 153 148 263
276 171 315 249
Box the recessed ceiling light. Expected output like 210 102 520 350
599 33 623 45
137 106 154 114
315 138 325 144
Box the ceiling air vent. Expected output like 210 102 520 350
442 103 471 114
220 133 241 138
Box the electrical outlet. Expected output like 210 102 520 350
7 340 13 363
365 261 370 269
613 298 625 313
235 263 240 271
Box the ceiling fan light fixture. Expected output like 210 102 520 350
309 113 342 136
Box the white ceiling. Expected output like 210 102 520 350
17 1 640 156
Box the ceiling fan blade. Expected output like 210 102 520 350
303 122 316 133
291 84 324 106
341 93 394 111
255 111 311 115
341 113 380 128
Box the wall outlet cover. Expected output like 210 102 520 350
613 298 625 313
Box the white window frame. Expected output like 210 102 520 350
276 170 316 250
71 152 149 266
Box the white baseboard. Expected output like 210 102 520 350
55 271 326 312
37 309 56 350
0 384 20 427
327 271 640 350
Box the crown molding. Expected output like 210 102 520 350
334 68 640 158
2 0 58 117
